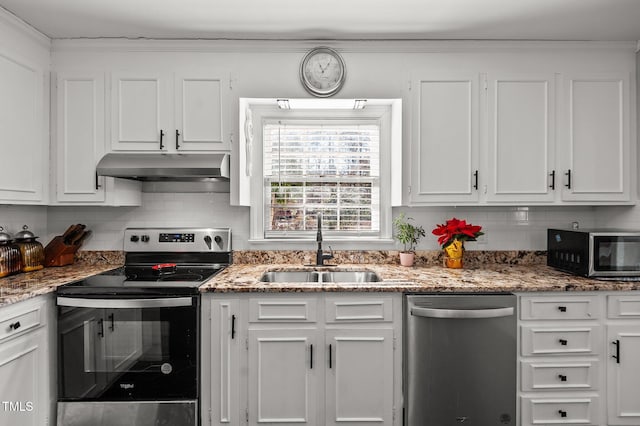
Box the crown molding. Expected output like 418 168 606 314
0 7 50 50
51 38 637 55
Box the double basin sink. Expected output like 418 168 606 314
260 270 380 283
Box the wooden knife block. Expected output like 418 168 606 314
44 236 81 267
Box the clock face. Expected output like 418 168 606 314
300 47 346 97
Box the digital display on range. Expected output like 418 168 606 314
159 233 195 243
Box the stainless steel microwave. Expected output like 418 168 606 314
548 229 640 278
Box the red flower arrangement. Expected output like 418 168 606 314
432 218 484 248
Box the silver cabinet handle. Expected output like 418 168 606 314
57 297 193 309
410 306 514 319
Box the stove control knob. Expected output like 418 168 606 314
141 235 150 243
130 235 139 242
214 235 223 246
204 235 212 250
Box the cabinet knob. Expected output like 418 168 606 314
558 410 567 418
9 321 21 331
558 374 567 382
558 339 568 346
558 306 567 312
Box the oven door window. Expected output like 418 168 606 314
57 297 197 400
594 236 640 272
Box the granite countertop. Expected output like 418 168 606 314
0 263 122 306
3 249 640 307
201 263 640 293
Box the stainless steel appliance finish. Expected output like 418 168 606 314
96 153 230 182
56 227 232 426
404 294 517 426
57 401 196 426
548 228 640 278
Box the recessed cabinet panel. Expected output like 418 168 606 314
56 74 105 202
487 75 555 202
175 74 225 151
607 324 640 425
521 325 600 356
325 329 393 426
248 329 319 425
561 74 630 202
111 73 166 151
0 51 45 202
520 296 601 321
410 74 479 203
608 295 640 319
521 396 598 425
521 360 598 391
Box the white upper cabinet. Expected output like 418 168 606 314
111 69 229 152
0 49 47 204
54 71 141 206
410 73 480 204
559 73 631 203
486 73 556 203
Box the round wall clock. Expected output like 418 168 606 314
299 47 346 97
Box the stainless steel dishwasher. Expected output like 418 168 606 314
404 294 517 426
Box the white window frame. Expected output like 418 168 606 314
245 100 400 242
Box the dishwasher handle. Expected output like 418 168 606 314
411 306 514 319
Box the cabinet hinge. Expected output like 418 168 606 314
229 132 234 146
483 79 488 91
407 80 412 91
393 335 397 350
407 185 411 194
393 407 396 422
245 408 249 422
245 337 249 350
208 409 212 424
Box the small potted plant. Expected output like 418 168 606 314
393 213 426 267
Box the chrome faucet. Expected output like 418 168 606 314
316 213 334 266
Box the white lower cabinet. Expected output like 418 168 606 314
202 293 401 426
519 294 604 426
0 295 54 426
606 294 640 425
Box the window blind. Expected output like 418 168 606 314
263 122 380 236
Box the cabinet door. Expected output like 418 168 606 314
206 298 242 426
0 50 46 203
0 329 48 426
56 72 106 202
110 72 170 151
410 73 480 204
174 72 228 151
325 328 394 426
560 73 631 202
607 323 640 425
486 74 556 203
248 328 320 425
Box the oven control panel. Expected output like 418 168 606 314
124 228 231 252
159 233 195 243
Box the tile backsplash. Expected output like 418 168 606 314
3 194 637 251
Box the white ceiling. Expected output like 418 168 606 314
2 0 640 41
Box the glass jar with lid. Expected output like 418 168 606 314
0 226 22 277
14 225 44 272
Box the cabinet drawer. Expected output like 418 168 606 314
521 396 599 425
325 296 393 323
249 297 317 323
521 360 599 391
607 295 640 318
521 326 600 356
0 303 42 342
520 296 601 320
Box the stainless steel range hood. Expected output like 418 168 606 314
96 153 230 182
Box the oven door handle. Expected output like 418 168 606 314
411 306 514 319
57 296 194 309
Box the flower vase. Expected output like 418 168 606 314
443 239 464 269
